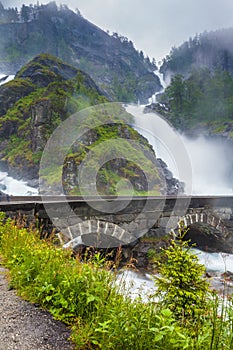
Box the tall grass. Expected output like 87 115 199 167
0 213 232 349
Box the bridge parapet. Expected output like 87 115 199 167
0 196 232 251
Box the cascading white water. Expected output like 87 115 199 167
117 249 233 301
126 104 233 195
0 171 38 195
149 66 167 104
180 135 233 195
126 104 193 193
124 84 233 297
148 67 233 195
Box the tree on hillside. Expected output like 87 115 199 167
20 4 30 22
162 68 233 128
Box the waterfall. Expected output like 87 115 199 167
148 66 168 104
141 67 233 195
126 104 233 195
117 249 233 302
179 135 233 195
123 72 233 300
126 104 193 194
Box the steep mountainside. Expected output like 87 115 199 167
0 2 161 103
0 54 176 196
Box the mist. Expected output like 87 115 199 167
126 105 233 196
180 135 233 195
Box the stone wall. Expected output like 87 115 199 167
0 196 232 251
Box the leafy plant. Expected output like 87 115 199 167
155 222 211 322
1 214 233 349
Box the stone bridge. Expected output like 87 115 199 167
0 195 232 252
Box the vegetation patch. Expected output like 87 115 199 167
0 214 233 349
160 69 233 133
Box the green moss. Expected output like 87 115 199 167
40 164 63 187
0 54 162 196
62 122 161 196
0 55 109 170
3 135 33 167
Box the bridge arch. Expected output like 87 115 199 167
176 210 229 237
170 209 232 253
61 219 134 249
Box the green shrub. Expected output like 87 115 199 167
0 214 233 349
155 223 211 322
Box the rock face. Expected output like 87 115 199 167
0 53 107 181
30 100 52 152
184 221 233 254
0 2 161 103
61 121 167 196
157 158 184 195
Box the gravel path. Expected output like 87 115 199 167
0 265 75 350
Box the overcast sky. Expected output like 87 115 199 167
2 0 233 63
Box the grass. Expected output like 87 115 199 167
0 213 233 349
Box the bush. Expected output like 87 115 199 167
155 222 211 322
0 214 233 349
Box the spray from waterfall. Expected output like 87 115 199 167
127 64 233 195
126 104 233 195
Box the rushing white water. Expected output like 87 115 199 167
0 171 38 195
126 104 193 192
193 249 233 274
126 104 233 195
149 68 167 104
124 100 233 299
116 270 157 301
118 249 233 301
180 135 233 195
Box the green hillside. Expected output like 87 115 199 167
0 54 164 196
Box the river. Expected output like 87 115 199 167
117 249 233 301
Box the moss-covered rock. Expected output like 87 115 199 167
62 123 164 196
0 53 107 180
0 54 169 196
